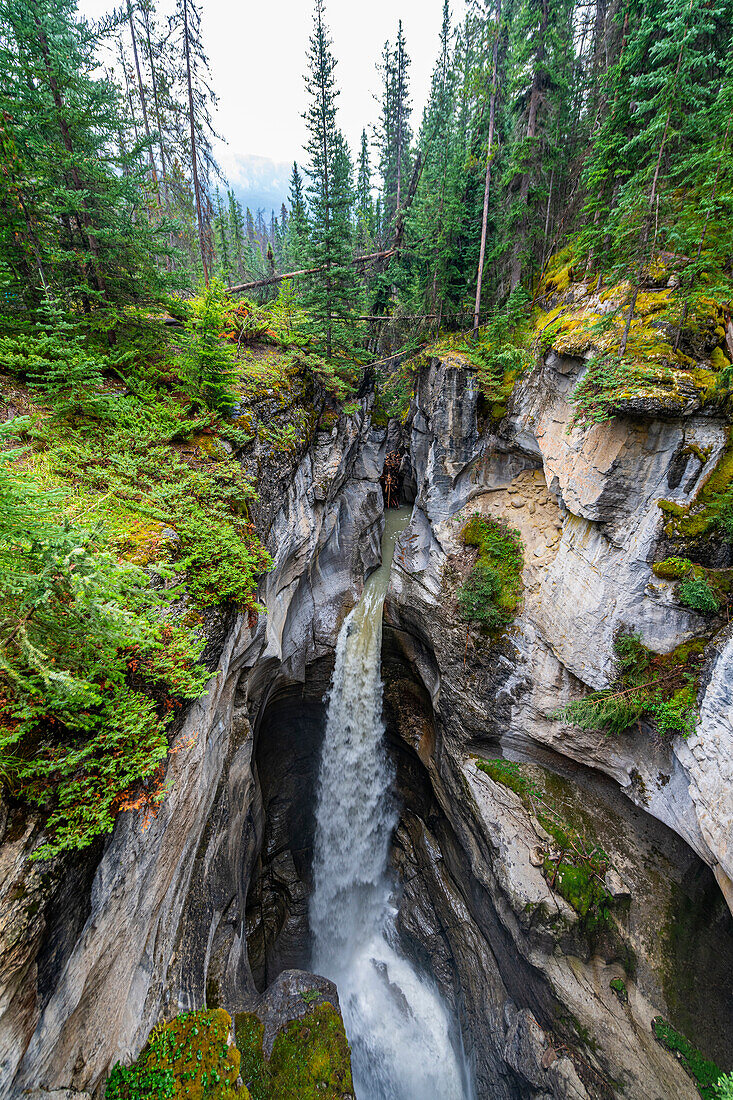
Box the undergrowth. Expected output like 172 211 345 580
554 630 704 740
105 1009 242 1100
457 514 524 632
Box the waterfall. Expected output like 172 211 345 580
310 508 471 1100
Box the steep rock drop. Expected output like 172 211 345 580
310 508 471 1100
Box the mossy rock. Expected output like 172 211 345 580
710 346 731 372
652 557 693 580
652 1016 723 1099
235 1003 354 1100
105 1008 242 1100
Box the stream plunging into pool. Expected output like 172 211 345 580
310 507 471 1100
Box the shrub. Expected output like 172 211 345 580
0 455 208 858
554 631 701 740
457 515 524 632
182 281 239 413
679 576 720 613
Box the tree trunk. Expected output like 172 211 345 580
141 4 170 211
472 0 502 340
183 0 209 285
126 0 159 194
510 0 547 293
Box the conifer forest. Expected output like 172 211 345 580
1 0 733 1097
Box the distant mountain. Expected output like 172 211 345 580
220 152 293 217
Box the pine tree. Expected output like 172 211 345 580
169 0 220 284
375 22 412 236
0 0 167 313
356 129 375 253
227 190 245 273
302 0 359 360
283 162 309 270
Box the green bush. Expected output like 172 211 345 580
679 576 720 613
457 515 524 632
555 631 701 740
181 281 239 413
0 454 208 858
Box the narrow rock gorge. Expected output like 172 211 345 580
3 317 732 1100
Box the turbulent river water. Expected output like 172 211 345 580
310 507 471 1100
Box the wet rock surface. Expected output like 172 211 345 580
382 352 733 1098
3 345 733 1100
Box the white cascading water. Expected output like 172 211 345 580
310 507 471 1100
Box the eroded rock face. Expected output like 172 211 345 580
2 403 385 1099
383 351 733 1097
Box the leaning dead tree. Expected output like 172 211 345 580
228 148 426 297
227 248 398 296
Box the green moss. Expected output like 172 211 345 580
475 758 614 929
683 443 712 464
457 514 524 633
652 557 693 580
235 1004 353 1100
105 1009 243 1100
652 1017 722 1100
610 978 628 1003
658 499 686 517
710 347 731 372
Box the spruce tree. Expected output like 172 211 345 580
0 0 167 313
356 129 375 254
302 0 359 360
283 162 310 270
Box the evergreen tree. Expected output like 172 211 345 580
302 0 359 360
375 22 413 236
0 0 167 313
356 129 375 253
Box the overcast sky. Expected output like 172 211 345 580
79 0 467 203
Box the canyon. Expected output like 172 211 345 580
1 338 732 1100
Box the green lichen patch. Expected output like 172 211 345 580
457 514 524 633
534 261 732 424
105 1009 243 1100
235 1004 354 1100
652 1017 723 1100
